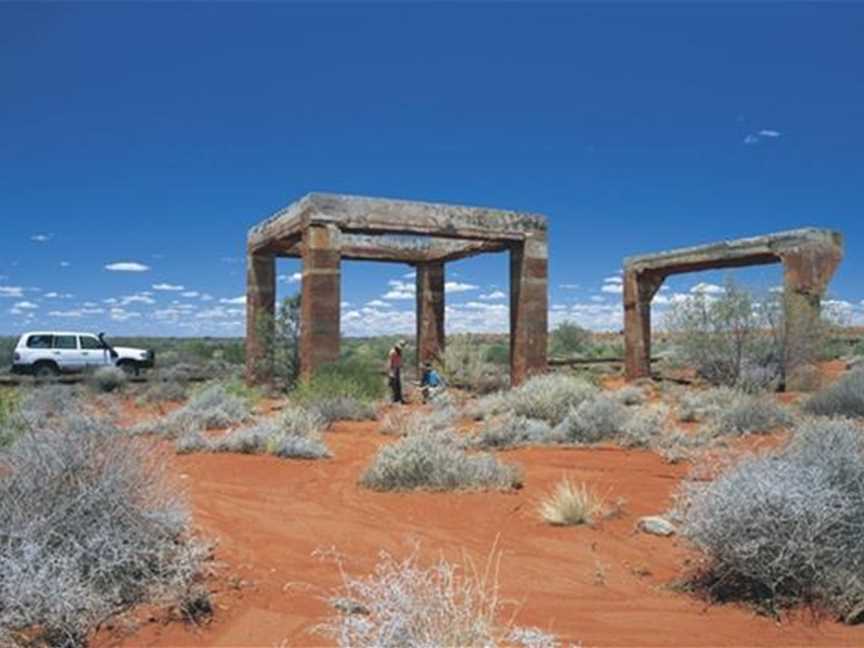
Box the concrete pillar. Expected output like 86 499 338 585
415 261 445 367
245 250 276 385
781 244 842 391
623 269 664 381
510 231 548 386
299 224 341 378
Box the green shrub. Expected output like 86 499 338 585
207 406 331 460
510 374 598 425
294 360 385 406
550 321 592 357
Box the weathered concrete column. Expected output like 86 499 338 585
781 242 842 390
299 224 341 378
510 231 548 386
415 261 445 367
623 269 664 381
245 250 276 385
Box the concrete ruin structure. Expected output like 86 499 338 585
246 193 549 386
623 228 843 391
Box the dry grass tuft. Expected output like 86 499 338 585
538 478 606 526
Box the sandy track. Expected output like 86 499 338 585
99 413 863 647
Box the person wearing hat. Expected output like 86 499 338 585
387 339 407 404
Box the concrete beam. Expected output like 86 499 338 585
276 231 507 263
510 232 549 385
248 192 546 251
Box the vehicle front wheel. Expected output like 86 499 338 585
33 362 60 380
117 361 139 377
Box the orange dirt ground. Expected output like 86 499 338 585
97 393 863 647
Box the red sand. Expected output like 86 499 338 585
96 410 863 647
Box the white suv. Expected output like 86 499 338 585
11 332 155 378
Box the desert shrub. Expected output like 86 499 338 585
294 360 385 406
553 395 630 444
175 429 210 454
620 407 666 448
539 478 606 526
380 406 456 437
510 374 598 425
612 385 645 406
17 384 83 423
88 365 128 393
139 379 188 404
464 391 511 422
308 396 377 424
483 343 510 366
182 383 252 429
210 406 330 460
360 430 521 492
319 546 560 648
472 415 557 450
0 417 204 646
676 419 864 619
677 387 741 423
710 394 790 437
441 335 506 394
550 321 592 357
803 369 864 418
654 430 712 464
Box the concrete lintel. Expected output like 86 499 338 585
624 228 842 277
273 231 508 263
248 192 547 252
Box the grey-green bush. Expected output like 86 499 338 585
0 417 204 646
309 396 377 424
89 366 128 393
803 370 864 419
710 394 790 437
510 374 598 425
676 419 864 619
553 395 630 444
471 415 557 450
360 430 521 492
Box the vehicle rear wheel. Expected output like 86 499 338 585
33 362 60 380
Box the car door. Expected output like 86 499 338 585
78 335 110 367
51 334 81 372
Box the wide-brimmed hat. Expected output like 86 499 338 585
397 339 407 348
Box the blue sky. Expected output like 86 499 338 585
2 3 862 337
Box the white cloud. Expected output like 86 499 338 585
152 283 184 291
383 279 415 300
445 281 478 293
59 261 71 267
31 233 52 242
181 291 199 298
121 294 155 306
745 129 781 145
690 282 725 295
110 307 141 321
0 286 24 298
279 272 302 283
13 301 38 310
366 299 391 308
219 296 246 305
603 275 622 284
560 284 580 290
105 261 150 272
43 292 73 299
601 283 623 294
479 290 507 301
49 310 84 318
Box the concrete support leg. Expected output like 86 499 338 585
245 251 276 385
781 246 842 391
416 261 445 368
510 232 548 386
299 224 341 378
623 269 664 381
